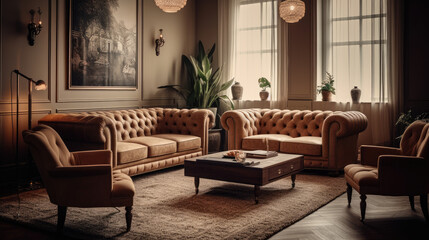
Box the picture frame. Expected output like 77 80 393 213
68 0 138 90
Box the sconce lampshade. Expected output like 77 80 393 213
279 0 305 23
34 80 47 90
154 0 187 13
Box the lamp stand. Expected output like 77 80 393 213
15 71 37 188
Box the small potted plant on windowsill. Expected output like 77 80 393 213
317 72 336 101
258 77 271 101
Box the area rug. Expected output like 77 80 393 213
0 167 345 240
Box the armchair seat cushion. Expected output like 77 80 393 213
117 142 148 164
125 136 177 157
344 164 379 194
154 134 201 152
280 136 322 156
111 171 135 205
242 134 292 151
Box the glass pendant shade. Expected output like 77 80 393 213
154 0 187 13
279 0 305 23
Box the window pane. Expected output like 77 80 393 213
349 0 360 17
237 29 261 53
362 18 382 41
333 20 359 43
261 29 277 51
332 0 348 19
236 53 262 100
239 3 261 29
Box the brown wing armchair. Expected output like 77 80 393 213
344 120 429 222
23 125 135 232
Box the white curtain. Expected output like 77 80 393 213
219 0 283 105
320 0 403 145
218 0 240 97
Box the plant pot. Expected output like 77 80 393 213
259 90 269 101
321 90 332 101
231 82 243 100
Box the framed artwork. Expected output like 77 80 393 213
68 0 138 89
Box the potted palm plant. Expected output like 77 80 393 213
258 77 271 101
159 41 234 117
317 72 336 101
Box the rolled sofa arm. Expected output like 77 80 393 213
220 109 262 150
322 111 368 139
39 114 118 166
155 108 215 155
321 111 368 169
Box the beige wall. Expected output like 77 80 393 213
196 0 218 69
0 0 196 178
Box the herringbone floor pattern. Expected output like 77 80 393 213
269 189 429 240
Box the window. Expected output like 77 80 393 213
235 0 278 100
319 0 387 102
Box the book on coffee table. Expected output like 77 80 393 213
244 150 278 159
196 157 259 167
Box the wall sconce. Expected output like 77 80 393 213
155 29 165 56
28 8 43 46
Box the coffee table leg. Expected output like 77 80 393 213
254 185 261 204
194 177 200 194
291 174 296 188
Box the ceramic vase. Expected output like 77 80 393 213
259 90 269 101
321 90 332 101
351 86 361 104
231 82 243 100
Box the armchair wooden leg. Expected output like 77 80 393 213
409 196 415 211
360 194 367 222
420 194 428 221
125 206 133 232
57 206 67 233
346 183 352 207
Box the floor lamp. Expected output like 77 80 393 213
13 70 47 185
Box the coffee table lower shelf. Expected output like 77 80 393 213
184 152 304 204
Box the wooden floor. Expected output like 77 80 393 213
1 189 428 239
270 190 429 240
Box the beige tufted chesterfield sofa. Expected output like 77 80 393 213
39 108 214 176
220 109 368 172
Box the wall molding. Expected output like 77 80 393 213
56 106 140 113
0 109 52 116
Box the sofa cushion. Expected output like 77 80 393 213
116 142 148 165
153 134 201 152
242 134 293 151
344 164 379 194
279 136 322 156
125 136 177 157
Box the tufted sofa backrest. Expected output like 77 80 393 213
85 109 159 141
257 109 334 137
83 108 213 142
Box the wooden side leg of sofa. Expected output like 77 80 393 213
409 196 415 211
57 205 67 233
346 183 352 207
126 206 133 232
420 194 428 221
360 194 367 222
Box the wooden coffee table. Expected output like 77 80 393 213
184 151 304 203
